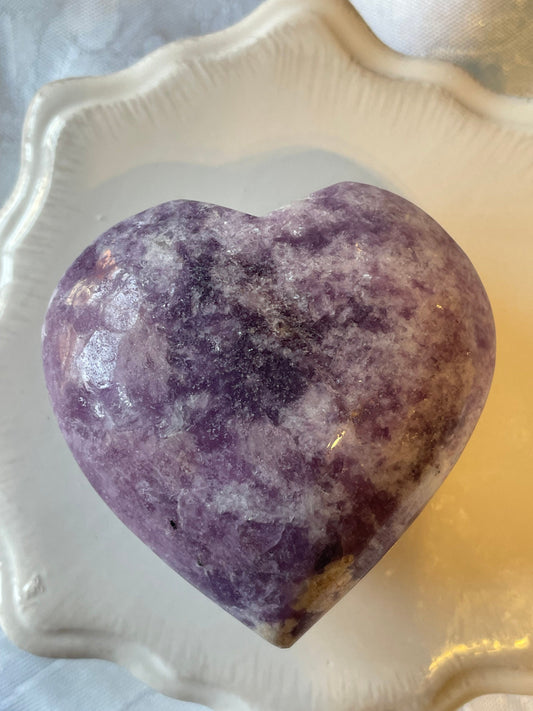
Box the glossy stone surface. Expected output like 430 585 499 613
42 183 495 647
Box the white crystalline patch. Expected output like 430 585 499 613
210 481 260 517
135 479 158 505
77 330 122 389
281 383 341 452
103 274 140 331
157 407 185 439
93 401 105 419
116 384 133 409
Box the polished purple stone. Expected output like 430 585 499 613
42 183 495 646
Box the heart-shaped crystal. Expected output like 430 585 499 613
42 183 495 646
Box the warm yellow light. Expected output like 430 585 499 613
428 635 530 676
514 635 530 650
327 430 346 450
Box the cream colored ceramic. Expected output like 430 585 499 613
1 1 533 709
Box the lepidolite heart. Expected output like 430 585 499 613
42 182 495 647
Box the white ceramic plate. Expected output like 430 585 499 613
1 1 533 709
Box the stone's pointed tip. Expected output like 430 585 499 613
272 637 298 650
253 620 300 649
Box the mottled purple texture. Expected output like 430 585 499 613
42 183 495 646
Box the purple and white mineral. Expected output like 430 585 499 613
42 182 495 646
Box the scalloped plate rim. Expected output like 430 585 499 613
1 0 533 232
1 1 533 710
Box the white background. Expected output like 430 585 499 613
1 1 532 710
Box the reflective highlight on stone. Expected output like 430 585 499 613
42 183 496 647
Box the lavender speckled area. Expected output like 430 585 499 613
42 183 495 647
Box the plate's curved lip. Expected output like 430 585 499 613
1 0 532 320
0 0 532 709
1 0 532 309
1 0 532 238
